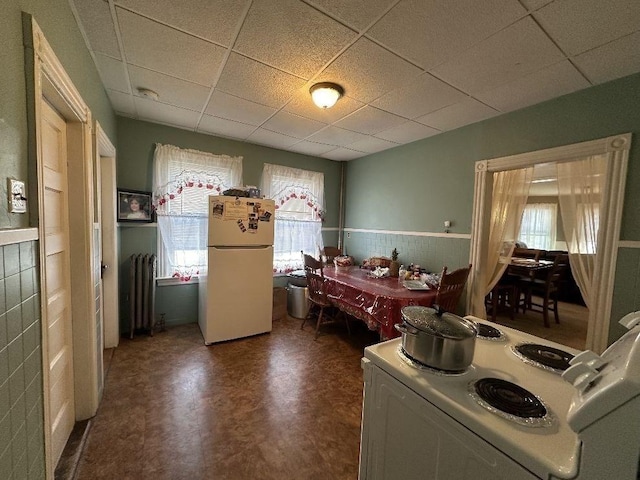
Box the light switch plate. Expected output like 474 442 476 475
9 179 27 213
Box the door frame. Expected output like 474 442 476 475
25 15 99 477
95 122 119 348
468 133 631 353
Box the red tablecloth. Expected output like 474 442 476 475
323 266 437 340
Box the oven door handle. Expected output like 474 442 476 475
394 322 419 336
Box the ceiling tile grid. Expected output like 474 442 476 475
70 0 640 161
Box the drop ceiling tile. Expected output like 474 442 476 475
129 65 211 111
197 115 256 140
72 0 120 58
261 111 328 139
335 106 406 135
533 0 640 56
416 98 499 131
374 121 440 144
306 125 369 146
574 32 640 85
345 136 399 154
95 54 130 93
307 0 397 31
107 89 135 115
216 53 307 108
205 90 276 126
476 60 590 112
234 0 356 78
288 141 338 156
371 73 469 118
284 88 364 123
320 37 423 103
134 96 200 129
246 128 301 149
431 17 565 95
117 0 248 46
367 0 526 70
321 147 365 161
117 8 226 86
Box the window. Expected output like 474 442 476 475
518 203 557 250
153 144 242 280
261 163 324 273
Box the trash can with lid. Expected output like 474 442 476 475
287 278 309 319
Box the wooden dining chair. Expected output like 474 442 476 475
321 246 342 265
301 253 350 339
516 254 569 327
435 264 472 313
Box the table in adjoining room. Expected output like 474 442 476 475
323 266 437 340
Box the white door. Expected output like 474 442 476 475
99 154 119 349
41 99 75 466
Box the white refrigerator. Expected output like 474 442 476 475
198 196 275 344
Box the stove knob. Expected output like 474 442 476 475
562 362 600 393
570 350 605 370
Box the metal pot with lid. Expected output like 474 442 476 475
395 305 478 372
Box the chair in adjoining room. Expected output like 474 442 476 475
485 272 520 322
321 246 342 265
300 253 350 339
435 264 472 313
516 254 569 327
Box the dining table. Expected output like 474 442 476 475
322 266 437 340
507 257 554 279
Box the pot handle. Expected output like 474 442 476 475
394 322 419 336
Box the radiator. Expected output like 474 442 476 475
129 253 157 338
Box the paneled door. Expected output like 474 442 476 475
41 98 75 466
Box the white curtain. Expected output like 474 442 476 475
557 154 607 309
519 203 557 250
153 144 242 279
471 167 533 317
261 163 324 273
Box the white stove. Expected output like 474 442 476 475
358 313 640 480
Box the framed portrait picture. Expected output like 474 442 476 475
117 189 153 223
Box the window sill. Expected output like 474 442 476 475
156 276 200 286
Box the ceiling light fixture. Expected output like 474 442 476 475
137 87 159 101
309 82 344 109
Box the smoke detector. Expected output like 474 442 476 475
137 87 159 101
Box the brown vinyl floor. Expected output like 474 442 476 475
489 297 588 351
74 316 379 480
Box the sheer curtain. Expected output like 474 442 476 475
471 167 533 317
519 203 557 250
557 154 607 309
261 163 324 273
153 144 242 280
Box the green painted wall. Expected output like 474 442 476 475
115 117 342 228
115 117 342 327
345 72 640 343
1 3 116 230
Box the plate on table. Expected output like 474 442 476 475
403 280 430 291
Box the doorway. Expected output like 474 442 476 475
27 16 103 477
468 134 631 353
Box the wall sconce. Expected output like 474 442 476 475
310 82 344 109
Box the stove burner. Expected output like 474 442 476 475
476 322 506 341
469 378 554 427
512 343 574 373
396 347 471 376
